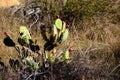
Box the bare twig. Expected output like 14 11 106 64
109 64 120 75
84 44 93 55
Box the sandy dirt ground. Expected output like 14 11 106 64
0 0 20 8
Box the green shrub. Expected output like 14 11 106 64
62 0 113 21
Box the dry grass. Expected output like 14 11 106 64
0 0 120 79
0 7 119 65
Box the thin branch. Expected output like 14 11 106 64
26 73 34 80
84 44 92 55
109 64 120 75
